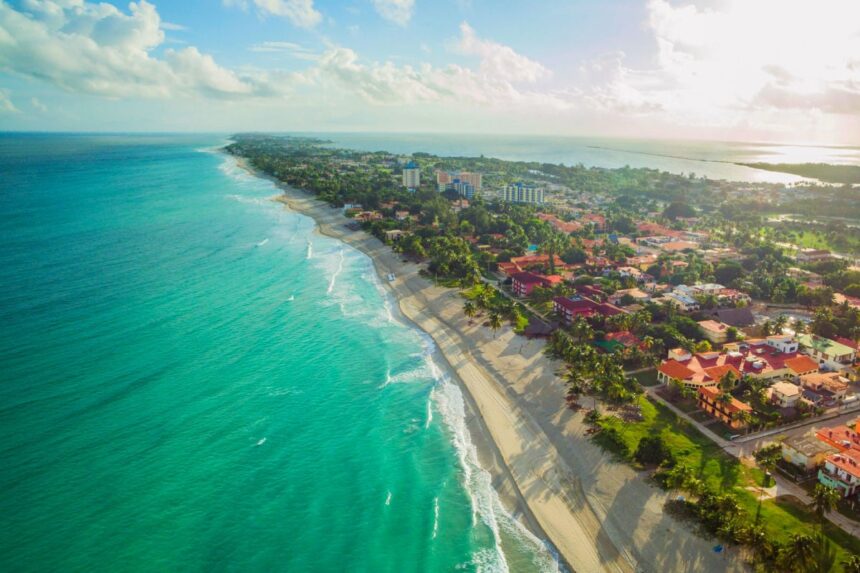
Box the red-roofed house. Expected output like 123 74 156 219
697 386 752 429
819 449 860 497
657 360 697 385
498 254 570 277
785 355 820 379
537 213 583 234
605 331 643 348
816 424 860 453
511 272 563 297
657 338 807 390
553 295 626 323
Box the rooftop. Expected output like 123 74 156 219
784 432 839 457
798 334 856 358
699 386 752 413
827 450 860 479
785 355 820 374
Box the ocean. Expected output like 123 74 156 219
295 132 860 184
0 134 558 572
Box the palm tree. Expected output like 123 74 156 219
774 314 788 334
779 534 816 572
488 311 502 339
811 483 840 527
842 554 860 573
812 533 837 573
463 301 477 324
733 409 752 431
565 367 589 396
538 233 568 275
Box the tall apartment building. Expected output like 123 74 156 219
503 182 544 204
436 171 482 191
402 161 420 190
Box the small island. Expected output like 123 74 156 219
738 162 860 185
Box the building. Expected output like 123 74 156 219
496 254 569 277
784 355 820 379
511 271 562 298
798 334 857 371
608 288 651 306
698 320 732 345
766 334 799 354
594 331 643 353
797 248 834 263
658 338 809 390
713 307 756 328
537 213 582 234
553 295 626 323
697 386 752 429
402 160 420 190
437 172 478 199
437 170 482 191
817 423 860 452
801 372 850 402
504 182 545 205
661 292 700 312
782 432 839 472
769 381 802 408
819 450 860 497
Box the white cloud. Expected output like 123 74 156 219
223 0 321 28
30 97 48 112
307 23 567 110
0 87 18 113
250 41 318 60
371 0 414 26
161 22 187 31
0 0 282 99
455 22 549 84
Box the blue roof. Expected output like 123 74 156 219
405 160 418 169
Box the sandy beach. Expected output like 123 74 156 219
249 162 747 572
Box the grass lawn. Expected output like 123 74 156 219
794 230 833 251
631 368 660 387
596 395 860 563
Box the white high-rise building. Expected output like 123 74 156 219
402 161 420 190
503 182 544 204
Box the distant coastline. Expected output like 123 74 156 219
588 144 860 184
736 162 860 185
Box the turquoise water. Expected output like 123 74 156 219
0 135 557 572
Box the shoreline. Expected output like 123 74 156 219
232 154 747 573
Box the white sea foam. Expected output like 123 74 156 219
430 349 560 573
306 239 313 260
425 391 434 429
385 491 392 506
287 295 295 302
432 496 440 539
256 238 269 247
256 437 267 446
225 193 269 206
327 248 345 294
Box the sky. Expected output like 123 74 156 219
0 0 859 144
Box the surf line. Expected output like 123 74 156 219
327 248 345 294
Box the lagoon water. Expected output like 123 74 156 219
0 134 557 572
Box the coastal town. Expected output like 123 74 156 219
228 134 860 572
